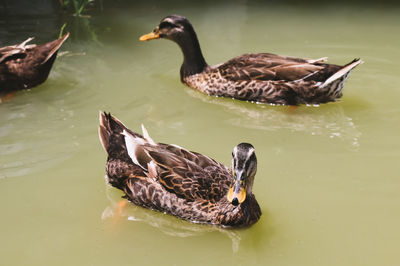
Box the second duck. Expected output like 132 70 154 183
140 15 362 105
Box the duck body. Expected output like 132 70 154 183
140 15 362 105
0 33 69 92
184 53 361 105
99 112 261 227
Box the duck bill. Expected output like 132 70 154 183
139 30 160 41
227 172 247 204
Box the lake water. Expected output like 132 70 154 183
1 2 399 266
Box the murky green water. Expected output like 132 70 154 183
1 2 400 266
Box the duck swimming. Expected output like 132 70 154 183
98 112 261 227
140 15 362 105
0 33 69 92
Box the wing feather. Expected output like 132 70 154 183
217 53 333 82
144 144 231 202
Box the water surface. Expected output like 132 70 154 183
0 2 400 266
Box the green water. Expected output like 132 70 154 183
1 2 400 266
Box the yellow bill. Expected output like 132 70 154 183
227 181 247 204
139 31 160 41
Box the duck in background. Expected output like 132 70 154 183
140 15 362 105
0 32 69 93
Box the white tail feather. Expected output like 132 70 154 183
17 37 34 48
322 59 363 87
122 130 147 170
141 124 156 145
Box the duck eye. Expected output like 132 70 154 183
159 21 176 29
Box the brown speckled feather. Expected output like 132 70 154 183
98 112 261 227
0 33 69 92
219 53 328 81
143 144 231 202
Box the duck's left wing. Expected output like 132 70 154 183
145 144 231 202
218 53 328 82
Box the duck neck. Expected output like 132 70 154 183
176 31 208 81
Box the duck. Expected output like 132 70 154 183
98 111 262 227
140 15 363 105
0 32 69 92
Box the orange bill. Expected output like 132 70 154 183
139 31 160 41
227 182 247 204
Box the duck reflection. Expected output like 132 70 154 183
101 182 245 252
186 89 361 149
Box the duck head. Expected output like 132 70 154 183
139 15 208 78
227 143 258 206
139 15 196 43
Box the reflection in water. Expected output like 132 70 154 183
101 180 242 252
63 15 100 44
186 89 361 149
0 1 61 45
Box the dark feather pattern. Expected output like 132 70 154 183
98 112 261 227
0 33 69 92
141 15 363 105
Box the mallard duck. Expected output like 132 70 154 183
0 33 69 92
98 112 261 227
140 15 363 105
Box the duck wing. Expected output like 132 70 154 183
152 144 231 202
123 130 231 203
0 38 36 64
218 53 339 82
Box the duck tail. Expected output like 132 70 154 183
98 111 158 176
41 32 70 64
322 58 363 87
99 111 152 162
99 111 138 155
99 112 144 189
99 111 112 153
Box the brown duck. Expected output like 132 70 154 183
0 33 69 92
140 15 362 105
98 112 261 227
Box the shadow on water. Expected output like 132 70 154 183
101 177 273 253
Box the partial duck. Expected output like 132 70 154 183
140 15 362 105
0 33 69 92
98 112 261 227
